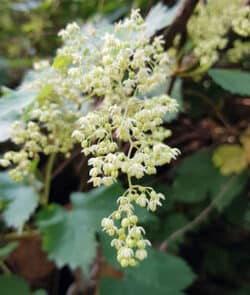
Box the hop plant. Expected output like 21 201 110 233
1 10 179 266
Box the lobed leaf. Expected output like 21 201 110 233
100 248 195 295
0 172 39 231
0 274 47 295
37 182 156 274
166 150 247 210
0 88 38 142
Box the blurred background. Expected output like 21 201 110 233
0 0 157 87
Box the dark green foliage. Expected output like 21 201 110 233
209 70 250 96
100 248 195 295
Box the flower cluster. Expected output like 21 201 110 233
73 95 179 188
188 0 250 67
101 185 166 267
232 7 250 37
227 40 250 63
0 67 80 181
70 10 179 265
1 10 179 266
55 12 170 102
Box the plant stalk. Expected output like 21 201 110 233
159 176 237 251
41 153 56 206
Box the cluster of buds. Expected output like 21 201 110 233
0 59 80 181
188 0 250 67
1 9 179 266
101 185 164 266
68 10 180 266
72 94 179 189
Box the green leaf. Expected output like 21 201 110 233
32 290 47 295
0 242 18 259
0 88 37 118
169 150 221 202
209 69 250 95
37 183 123 274
32 291 47 295
71 182 156 224
225 195 250 228
211 173 248 211
126 249 195 292
37 206 97 272
0 274 47 295
0 114 18 143
100 248 195 295
0 88 38 142
0 275 30 295
163 213 189 249
70 183 124 220
100 233 121 269
0 172 39 230
166 150 247 210
212 144 247 175
38 182 156 274
164 213 188 236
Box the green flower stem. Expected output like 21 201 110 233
41 153 56 206
127 140 134 190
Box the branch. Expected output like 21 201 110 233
184 89 231 129
164 0 199 49
0 261 11 274
52 147 81 180
166 76 177 94
41 153 56 206
159 175 237 251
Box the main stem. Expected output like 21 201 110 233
41 153 56 206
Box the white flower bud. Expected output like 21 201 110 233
135 249 147 261
0 159 11 167
101 218 114 229
118 247 134 259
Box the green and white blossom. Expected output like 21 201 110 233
1 10 179 266
188 0 250 67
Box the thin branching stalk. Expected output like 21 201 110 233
41 153 56 206
0 261 11 274
159 175 238 251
